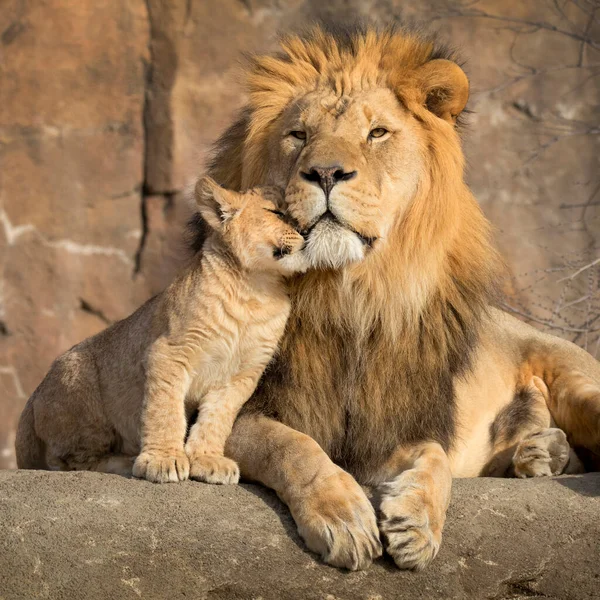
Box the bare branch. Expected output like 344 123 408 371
501 302 600 333
556 257 600 282
431 5 600 48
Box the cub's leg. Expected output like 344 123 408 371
133 341 191 483
225 414 382 570
185 370 262 485
60 454 135 476
89 455 136 476
375 442 452 571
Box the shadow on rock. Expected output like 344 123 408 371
239 482 309 553
552 472 600 497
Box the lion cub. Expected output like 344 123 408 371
15 177 307 485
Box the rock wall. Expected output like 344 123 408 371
1 0 598 468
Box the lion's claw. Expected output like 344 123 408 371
513 428 570 477
378 479 442 570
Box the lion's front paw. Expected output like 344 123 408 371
132 449 189 483
379 479 442 570
188 454 240 485
291 469 382 571
513 428 570 478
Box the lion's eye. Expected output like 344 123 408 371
267 209 285 217
369 127 388 140
289 131 307 140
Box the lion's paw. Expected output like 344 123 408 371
132 449 190 483
513 428 570 478
291 469 382 571
188 454 240 485
378 480 442 570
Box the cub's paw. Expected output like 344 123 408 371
132 449 189 483
291 469 382 571
188 454 240 485
513 428 570 478
378 480 442 570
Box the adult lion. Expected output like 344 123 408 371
204 23 600 571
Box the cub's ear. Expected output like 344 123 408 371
194 176 242 231
418 59 469 124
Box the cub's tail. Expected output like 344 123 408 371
15 399 47 469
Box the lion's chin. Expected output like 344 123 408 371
304 220 366 270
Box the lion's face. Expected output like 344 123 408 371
266 87 425 269
208 28 471 272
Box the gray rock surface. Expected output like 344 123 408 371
0 471 598 600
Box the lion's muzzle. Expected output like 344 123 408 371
302 212 377 248
302 212 370 270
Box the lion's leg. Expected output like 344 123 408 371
512 428 584 477
375 442 452 571
185 370 262 485
481 377 586 477
132 342 191 483
541 361 600 456
481 378 582 477
225 413 382 571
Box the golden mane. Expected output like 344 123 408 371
208 23 503 329
206 23 505 464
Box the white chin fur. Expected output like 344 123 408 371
304 220 366 269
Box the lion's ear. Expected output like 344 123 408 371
418 59 469 124
194 176 242 231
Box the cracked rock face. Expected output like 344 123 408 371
0 0 598 468
0 1 154 468
0 471 599 599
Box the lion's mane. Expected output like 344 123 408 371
201 22 505 479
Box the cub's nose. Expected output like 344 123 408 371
301 166 357 197
274 231 304 258
290 230 306 252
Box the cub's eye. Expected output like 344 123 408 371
289 130 307 140
267 209 285 217
369 127 388 139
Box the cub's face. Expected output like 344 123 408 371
227 188 307 274
195 177 307 274
264 87 427 269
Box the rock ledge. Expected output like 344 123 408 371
0 471 599 600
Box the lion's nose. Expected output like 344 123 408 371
301 166 357 197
